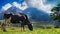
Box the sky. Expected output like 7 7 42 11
0 0 60 13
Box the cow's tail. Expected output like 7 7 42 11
27 23 33 31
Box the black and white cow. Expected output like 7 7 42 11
1 13 33 32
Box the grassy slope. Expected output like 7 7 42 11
0 27 60 34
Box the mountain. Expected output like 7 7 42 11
7 6 22 13
22 7 52 22
0 7 52 21
0 6 23 20
0 6 59 26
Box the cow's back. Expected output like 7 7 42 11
11 15 25 23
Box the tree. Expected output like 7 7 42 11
50 3 60 22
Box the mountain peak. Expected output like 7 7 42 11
12 2 28 10
2 2 28 11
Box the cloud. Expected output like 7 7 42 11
12 2 28 10
25 0 53 13
2 3 12 11
1 1 28 11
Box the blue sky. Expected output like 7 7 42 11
0 0 60 13
0 0 24 8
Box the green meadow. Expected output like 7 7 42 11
0 27 60 34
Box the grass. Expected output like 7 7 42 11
0 27 60 34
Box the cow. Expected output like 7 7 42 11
1 13 33 32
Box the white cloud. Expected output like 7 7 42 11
12 2 28 10
2 3 12 11
25 0 53 13
1 1 28 11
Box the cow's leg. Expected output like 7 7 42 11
21 24 23 31
1 23 6 32
1 19 8 32
22 25 25 31
21 23 25 31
